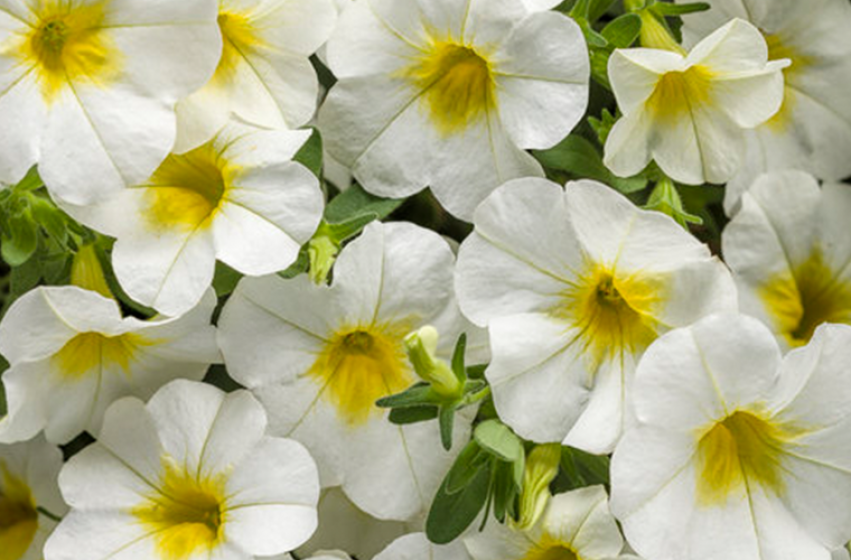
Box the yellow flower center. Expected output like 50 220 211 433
762 33 811 132
134 458 227 560
0 465 39 560
557 265 661 371
522 535 580 560
212 10 264 86
52 332 146 381
144 142 233 231
309 324 414 426
14 0 121 103
646 65 714 122
759 250 851 347
404 39 496 135
696 410 796 505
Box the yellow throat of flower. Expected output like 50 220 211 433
759 249 851 347
52 331 147 381
212 9 265 86
309 324 414 426
696 410 799 505
557 264 661 371
521 535 579 560
646 65 714 122
134 458 227 560
404 37 496 135
0 464 39 560
15 0 121 102
762 32 810 132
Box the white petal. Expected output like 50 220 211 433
608 48 684 114
545 487 623 559
0 69 43 187
602 109 653 179
687 18 771 73
375 533 471 560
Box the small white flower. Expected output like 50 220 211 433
0 286 220 444
456 178 736 453
677 0 851 214
45 379 320 560
175 0 337 151
604 19 788 185
0 436 67 560
0 0 221 204
611 315 851 560
64 119 324 317
319 0 590 220
218 221 474 521
376 533 470 560
723 171 851 350
465 486 635 560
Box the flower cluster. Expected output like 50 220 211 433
0 1 850 560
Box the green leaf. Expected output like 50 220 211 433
278 247 310 279
534 135 647 194
12 166 43 193
474 420 524 463
451 333 467 384
589 108 617 146
651 1 710 15
427 459 491 544
445 441 489 495
492 460 519 524
213 261 243 298
588 0 618 21
324 183 404 224
2 214 38 266
438 405 455 451
388 405 439 425
601 13 642 48
203 365 245 393
293 128 323 178
560 446 611 490
325 213 380 244
589 48 612 89
375 383 436 408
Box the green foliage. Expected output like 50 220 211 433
293 128 324 179
553 446 612 492
645 177 703 228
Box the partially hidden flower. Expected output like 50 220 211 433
0 286 220 444
375 533 470 560
0 436 67 560
175 0 337 151
63 119 324 317
723 171 851 350
465 486 637 560
455 178 736 453
676 0 851 214
0 0 221 204
218 221 475 521
319 0 590 220
604 18 788 186
45 379 320 560
612 314 851 560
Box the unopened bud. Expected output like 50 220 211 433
308 233 339 285
517 443 562 530
404 326 461 398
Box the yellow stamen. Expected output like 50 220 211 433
52 332 146 381
0 464 39 560
309 324 414 426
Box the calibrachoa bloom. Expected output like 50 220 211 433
375 533 470 560
465 486 637 560
604 18 788 186
45 380 321 560
218 222 472 521
0 0 221 204
64 119 324 317
0 287 219 444
319 0 590 220
0 437 67 560
611 315 851 560
175 0 337 151
723 171 851 349
456 178 736 453
677 0 851 213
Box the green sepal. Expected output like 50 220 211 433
534 135 647 194
293 128 323 179
388 406 439 425
651 1 710 16
376 382 438 409
439 405 456 451
601 13 643 48
474 420 524 463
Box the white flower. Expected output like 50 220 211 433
318 0 590 220
375 533 470 560
63 119 324 317
611 314 851 560
455 178 736 453
722 171 851 350
604 19 788 186
0 286 220 444
44 379 320 560
218 221 473 521
465 486 635 560
676 0 851 214
174 0 337 151
0 0 221 204
0 436 67 560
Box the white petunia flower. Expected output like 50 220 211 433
45 379 320 560
611 314 851 560
218 221 474 521
63 119 324 317
0 286 220 445
174 0 337 151
604 19 788 186
0 436 67 560
455 178 736 454
465 486 636 560
318 0 590 220
0 0 221 204
375 533 470 560
677 0 851 214
723 171 851 350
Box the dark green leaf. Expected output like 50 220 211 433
534 135 647 194
652 1 710 15
492 460 519 524
388 405 438 425
474 420 524 463
213 261 243 298
439 406 455 451
325 213 380 243
375 383 435 408
0 354 7 417
427 461 490 544
203 365 245 393
601 13 642 48
451 333 467 384
293 128 323 178
13 166 43 193
445 441 488 495
560 446 611 489
278 247 310 279
588 0 618 21
324 183 404 224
